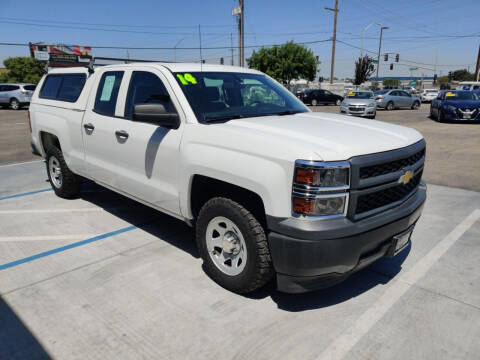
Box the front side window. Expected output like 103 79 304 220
125 71 174 119
173 72 307 123
94 71 124 116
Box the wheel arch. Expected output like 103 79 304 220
189 175 267 228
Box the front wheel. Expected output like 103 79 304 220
411 101 420 110
46 147 81 198
196 197 273 294
9 98 20 110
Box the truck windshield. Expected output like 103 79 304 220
173 72 307 123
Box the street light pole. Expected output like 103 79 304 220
361 22 380 58
376 26 389 83
173 37 188 62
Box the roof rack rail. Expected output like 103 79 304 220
45 55 172 74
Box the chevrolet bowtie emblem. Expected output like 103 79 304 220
398 170 414 185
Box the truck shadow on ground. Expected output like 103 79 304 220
0 296 52 359
78 181 410 312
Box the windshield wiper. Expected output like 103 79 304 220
274 110 304 116
203 114 244 123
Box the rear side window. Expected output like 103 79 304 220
23 85 36 91
94 71 124 116
40 74 86 102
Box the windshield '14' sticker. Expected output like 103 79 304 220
177 73 197 85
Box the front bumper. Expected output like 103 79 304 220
266 184 426 293
340 106 376 117
442 109 480 121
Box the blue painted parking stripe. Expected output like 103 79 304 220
0 225 137 271
0 188 52 201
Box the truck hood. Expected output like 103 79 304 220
222 111 423 161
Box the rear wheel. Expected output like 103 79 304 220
386 101 394 111
335 99 342 106
46 147 81 198
9 98 20 110
311 99 318 106
196 197 273 294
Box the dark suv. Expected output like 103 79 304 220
298 89 343 106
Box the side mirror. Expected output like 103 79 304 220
132 103 180 129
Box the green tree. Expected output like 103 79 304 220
452 69 474 81
438 75 449 84
353 55 375 85
0 57 44 84
246 41 318 85
382 78 401 88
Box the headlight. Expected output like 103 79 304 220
293 161 349 217
446 105 457 112
367 102 375 108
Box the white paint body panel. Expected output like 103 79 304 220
30 63 424 221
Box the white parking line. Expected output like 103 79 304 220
318 209 480 360
0 206 143 214
0 160 43 167
0 208 102 214
0 234 100 242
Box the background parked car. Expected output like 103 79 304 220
340 90 377 119
298 89 343 106
0 83 36 109
430 90 480 122
374 89 421 110
420 89 439 103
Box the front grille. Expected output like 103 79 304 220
355 171 422 214
359 148 425 179
349 106 365 112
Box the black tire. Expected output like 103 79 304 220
196 197 273 294
386 101 394 111
45 146 81 198
411 101 420 110
9 98 20 110
311 99 318 106
438 109 445 123
335 99 342 106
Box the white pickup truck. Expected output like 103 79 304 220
29 63 426 293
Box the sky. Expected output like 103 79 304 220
0 0 479 79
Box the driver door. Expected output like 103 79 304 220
110 69 185 215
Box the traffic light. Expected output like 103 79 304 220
220 57 224 65
395 54 399 62
319 76 324 83
433 74 437 84
390 63 394 70
448 71 452 81
384 54 388 61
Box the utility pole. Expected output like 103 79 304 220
475 44 480 81
325 0 339 84
230 33 234 66
376 26 389 82
233 0 244 66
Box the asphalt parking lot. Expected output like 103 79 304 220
1 106 480 359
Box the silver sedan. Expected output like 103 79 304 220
375 89 421 110
340 91 377 119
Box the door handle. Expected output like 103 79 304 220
83 123 95 131
115 130 129 139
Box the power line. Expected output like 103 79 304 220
0 39 331 51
